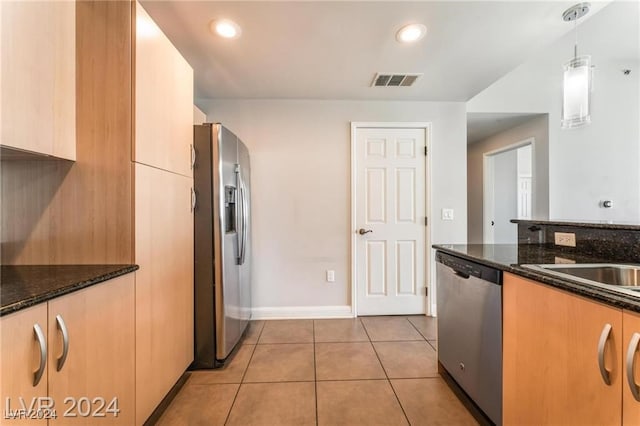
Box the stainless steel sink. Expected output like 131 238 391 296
522 264 640 296
536 264 640 287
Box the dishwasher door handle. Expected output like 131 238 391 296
453 270 470 279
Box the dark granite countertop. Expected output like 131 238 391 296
433 244 640 313
1 264 138 316
512 219 640 231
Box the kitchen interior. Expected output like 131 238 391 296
0 0 639 425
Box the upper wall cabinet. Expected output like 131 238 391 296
134 2 193 177
0 1 76 160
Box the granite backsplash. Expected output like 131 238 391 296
513 219 640 263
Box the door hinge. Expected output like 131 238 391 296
425 216 428 226
424 146 428 156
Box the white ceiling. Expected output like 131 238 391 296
467 113 544 144
140 1 610 101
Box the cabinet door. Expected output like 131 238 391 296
135 164 194 424
0 304 48 426
47 274 135 425
134 1 193 177
0 0 75 160
503 273 622 425
623 310 640 424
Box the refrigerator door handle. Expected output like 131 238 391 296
235 165 243 264
239 177 248 265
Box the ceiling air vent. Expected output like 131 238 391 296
372 73 422 87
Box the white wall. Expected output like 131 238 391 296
468 1 640 222
198 99 467 316
193 105 206 124
467 115 549 243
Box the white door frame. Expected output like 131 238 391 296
482 137 535 244
350 122 433 316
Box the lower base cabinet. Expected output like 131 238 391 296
0 304 48 426
48 274 135 425
623 311 640 424
504 272 622 425
0 273 135 426
504 272 640 425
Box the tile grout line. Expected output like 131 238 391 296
223 321 265 426
405 317 430 341
404 317 438 352
313 320 319 426
254 339 425 344
362 317 413 426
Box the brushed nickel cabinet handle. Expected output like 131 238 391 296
626 332 640 401
33 323 46 387
598 323 613 385
55 315 69 371
191 188 197 212
190 144 196 169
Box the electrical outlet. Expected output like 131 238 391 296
554 232 576 247
441 208 454 221
326 270 335 283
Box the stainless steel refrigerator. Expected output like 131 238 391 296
192 123 251 368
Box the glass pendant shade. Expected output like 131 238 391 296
562 55 592 129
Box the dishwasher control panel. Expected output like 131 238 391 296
435 251 502 284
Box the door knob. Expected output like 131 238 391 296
358 228 373 235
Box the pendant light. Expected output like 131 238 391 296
561 3 592 129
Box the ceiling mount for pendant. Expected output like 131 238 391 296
562 3 590 22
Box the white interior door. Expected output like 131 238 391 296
355 127 426 315
483 141 533 244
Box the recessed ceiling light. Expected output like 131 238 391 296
396 24 427 43
210 19 241 39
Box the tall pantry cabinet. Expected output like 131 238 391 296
132 2 194 424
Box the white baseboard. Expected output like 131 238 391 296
251 305 354 320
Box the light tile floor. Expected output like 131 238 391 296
157 316 477 426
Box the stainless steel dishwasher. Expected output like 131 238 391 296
436 251 502 425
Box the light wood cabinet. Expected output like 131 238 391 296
0 304 48 426
47 273 135 425
623 310 640 424
0 0 75 160
134 163 194 424
1 2 194 423
503 273 623 425
134 2 193 178
0 274 134 426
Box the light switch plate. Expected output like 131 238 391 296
441 208 454 221
326 270 335 283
